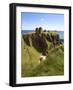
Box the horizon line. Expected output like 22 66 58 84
21 30 64 31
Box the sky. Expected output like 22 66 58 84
21 12 64 31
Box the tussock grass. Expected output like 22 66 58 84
21 31 64 77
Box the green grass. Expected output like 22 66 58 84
21 38 40 77
21 32 64 77
25 46 64 76
49 31 57 36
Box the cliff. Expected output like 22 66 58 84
21 28 64 77
22 30 62 55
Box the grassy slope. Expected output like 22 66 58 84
21 38 40 77
21 32 64 77
29 45 64 76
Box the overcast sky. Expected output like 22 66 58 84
21 12 64 31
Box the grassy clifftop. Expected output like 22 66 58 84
21 27 64 77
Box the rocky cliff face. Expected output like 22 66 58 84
23 31 61 55
46 33 61 47
31 34 48 55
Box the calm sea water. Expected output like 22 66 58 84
21 30 64 40
21 30 34 35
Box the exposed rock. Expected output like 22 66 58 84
22 27 62 55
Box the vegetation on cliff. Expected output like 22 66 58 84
21 27 64 77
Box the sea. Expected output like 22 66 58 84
21 30 34 35
21 30 64 43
